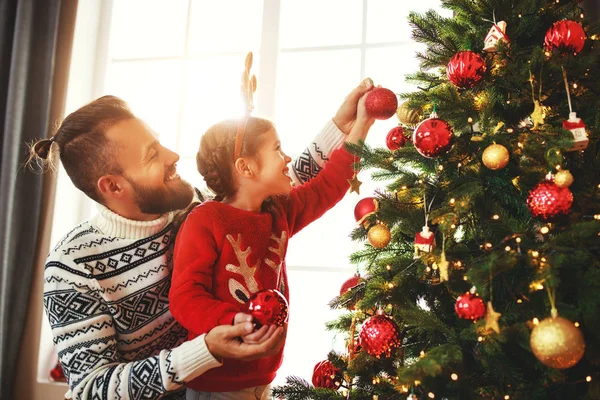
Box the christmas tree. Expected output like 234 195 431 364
273 0 600 399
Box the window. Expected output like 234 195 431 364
43 0 449 388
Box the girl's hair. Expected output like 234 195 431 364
196 116 274 201
25 95 135 203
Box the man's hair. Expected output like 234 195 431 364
26 95 135 203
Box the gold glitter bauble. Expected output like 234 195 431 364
554 170 574 188
368 223 391 249
530 316 585 369
396 101 423 126
482 144 510 170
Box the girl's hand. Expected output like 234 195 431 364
345 92 376 145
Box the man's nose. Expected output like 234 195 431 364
164 147 180 165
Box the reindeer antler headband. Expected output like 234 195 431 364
234 52 257 160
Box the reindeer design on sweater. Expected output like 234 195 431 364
225 231 288 304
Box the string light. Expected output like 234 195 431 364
428 393 435 399
401 386 409 393
478 336 484 342
532 251 539 258
450 198 456 206
463 275 468 281
451 373 458 381
387 283 394 289
468 117 473 123
545 51 551 57
438 165 444 171
507 128 514 133
451 224 456 229
580 13 584 18
492 214 500 220
533 317 539 325
594 214 600 220
517 299 523 304
386 264 391 270
456 261 462 267
540 226 549 234
586 376 592 382
574 322 580 327
518 13 522 18
505 246 511 252
485 242 493 249
420 350 426 358
573 83 578 89
515 237 522 243
505 396 510 400
401 185 408 190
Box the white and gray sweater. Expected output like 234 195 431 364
43 121 345 400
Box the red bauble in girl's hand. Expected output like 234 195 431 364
247 289 288 327
312 360 343 389
446 51 486 89
365 87 398 120
386 126 407 150
544 20 586 54
455 292 485 321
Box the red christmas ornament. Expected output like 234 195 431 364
247 289 288 327
544 20 586 54
312 360 343 389
358 314 403 358
412 113 454 158
386 126 408 150
340 274 363 296
365 87 398 120
354 197 378 225
446 51 486 89
50 362 67 382
527 180 573 221
414 226 435 258
455 292 486 321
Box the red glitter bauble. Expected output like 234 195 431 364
412 115 454 158
455 292 486 321
527 180 573 221
312 360 343 389
247 289 288 327
50 362 66 382
544 20 586 54
365 87 398 120
358 314 403 358
354 197 378 225
386 126 407 150
340 274 363 296
446 51 486 89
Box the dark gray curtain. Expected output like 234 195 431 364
0 0 77 399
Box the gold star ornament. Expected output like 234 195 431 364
530 100 546 130
485 301 502 334
348 174 362 194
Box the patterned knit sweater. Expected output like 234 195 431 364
43 120 346 400
170 148 354 392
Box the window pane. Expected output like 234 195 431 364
188 0 263 54
273 269 353 386
275 50 361 156
178 55 259 158
109 0 188 59
367 0 449 43
104 60 182 151
279 0 363 48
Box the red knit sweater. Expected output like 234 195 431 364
169 148 354 392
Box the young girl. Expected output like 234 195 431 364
169 94 373 399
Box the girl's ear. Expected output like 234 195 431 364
234 157 256 178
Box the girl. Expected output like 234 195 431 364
169 93 374 399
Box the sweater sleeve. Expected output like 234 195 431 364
284 147 354 236
44 262 221 400
169 210 241 335
290 119 346 185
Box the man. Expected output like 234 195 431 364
33 79 374 399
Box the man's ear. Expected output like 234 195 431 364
97 175 126 199
234 157 255 178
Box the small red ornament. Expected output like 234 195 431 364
527 180 573 221
386 126 408 150
358 314 403 358
354 197 378 225
446 51 486 89
340 274 363 296
412 113 454 158
414 226 435 258
365 87 398 120
247 289 288 327
562 112 589 151
50 362 67 382
312 360 343 389
455 292 486 321
544 20 586 54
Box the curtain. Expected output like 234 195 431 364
0 1 77 398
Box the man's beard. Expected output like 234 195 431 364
126 176 194 215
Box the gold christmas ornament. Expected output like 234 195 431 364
396 101 423 126
368 223 391 249
530 315 585 369
482 144 510 170
554 170 574 188
530 100 546 130
348 174 363 194
484 301 502 334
